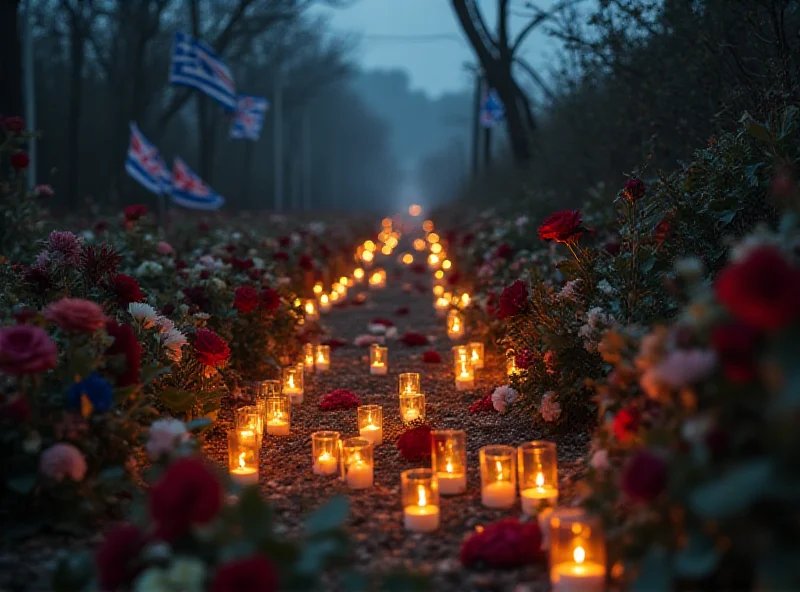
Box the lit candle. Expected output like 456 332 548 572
311 431 340 477
266 412 290 436
369 344 388 375
303 343 315 372
480 446 517 509
399 392 425 424
447 310 464 341
398 373 420 397
549 509 606 592
230 452 259 486
428 253 440 269
455 358 474 391
434 296 449 318
319 293 331 313
282 364 304 404
342 437 374 490
304 299 319 322
265 394 291 436
234 406 262 447
313 451 339 476
551 546 606 591
315 345 330 372
228 431 259 487
468 342 484 369
507 355 518 376
369 271 384 289
353 267 365 283
432 430 467 495
518 441 559 516
358 405 383 446
313 283 323 296
521 472 559 515
402 470 440 533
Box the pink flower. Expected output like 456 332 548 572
44 298 107 334
34 184 54 198
540 391 561 422
146 419 189 460
0 325 59 375
354 334 385 347
589 449 609 471
47 231 81 265
156 241 174 255
649 349 717 390
40 443 88 482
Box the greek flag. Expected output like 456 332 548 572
229 95 269 140
125 122 169 195
170 157 225 210
480 88 505 128
169 32 236 111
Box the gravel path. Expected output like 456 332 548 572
206 264 590 592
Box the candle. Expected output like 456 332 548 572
398 373 420 397
432 429 467 495
319 293 331 313
507 355 518 376
234 406 262 447
518 441 559 515
549 508 607 592
551 552 605 592
399 392 425 424
446 310 464 341
468 342 484 369
357 405 383 446
311 431 340 477
353 267 365 283
303 343 315 371
521 480 559 515
230 453 259 486
342 437 374 490
315 345 330 372
264 393 291 436
437 462 467 495
313 283 323 296
228 431 259 487
454 358 475 391
282 364 304 404
313 451 339 476
347 460 374 489
266 416 290 436
304 299 319 321
402 470 440 533
480 446 517 509
403 408 420 422
370 344 388 375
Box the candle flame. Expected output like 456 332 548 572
451 318 460 331
574 545 586 564
495 460 503 480
288 374 295 388
238 452 246 470
319 451 332 461
535 472 545 488
320 294 329 304
460 361 470 378
417 485 427 507
445 460 454 473
461 293 470 305
354 268 364 279
471 349 479 362
317 351 325 363
305 302 315 314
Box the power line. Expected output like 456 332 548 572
362 33 465 44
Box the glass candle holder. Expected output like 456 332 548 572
452 345 468 364
398 372 420 397
468 342 485 369
370 344 388 375
369 270 384 290
304 299 319 322
427 253 440 269
228 430 259 487
357 404 383 446
234 406 263 446
399 392 426 424
303 343 315 372
507 354 518 376
341 437 374 489
315 344 330 372
454 356 475 391
339 276 350 288
460 293 471 308
433 284 445 297
353 267 364 283
329 290 340 304
264 393 291 436
311 430 340 476
518 441 559 515
401 468 440 533
549 509 606 592
479 445 517 509
431 429 467 495
282 363 304 404
319 293 331 313
334 283 347 298
313 282 324 296
447 310 464 341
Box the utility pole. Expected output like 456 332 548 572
471 70 482 179
302 108 311 211
273 68 283 212
22 0 36 190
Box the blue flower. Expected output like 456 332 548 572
67 373 113 416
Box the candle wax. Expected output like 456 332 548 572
266 419 289 436
520 485 558 515
315 361 330 372
403 505 440 532
481 481 516 508
551 561 606 592
359 424 383 446
313 453 339 476
370 364 388 375
455 376 474 391
437 472 467 495
285 388 303 405
230 467 258 487
346 461 373 489
403 409 421 422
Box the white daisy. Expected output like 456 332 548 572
128 302 159 329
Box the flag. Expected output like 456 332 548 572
480 88 505 128
125 122 169 195
170 157 225 210
229 95 269 140
169 31 236 111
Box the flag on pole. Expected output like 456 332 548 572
169 32 236 111
480 88 505 128
229 95 270 140
125 122 170 195
170 157 225 210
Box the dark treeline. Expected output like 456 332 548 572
5 0 400 214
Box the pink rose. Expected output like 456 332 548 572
0 325 58 375
45 298 107 333
156 241 174 255
40 443 88 482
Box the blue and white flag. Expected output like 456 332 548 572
170 157 225 210
229 95 269 140
169 32 236 111
125 122 169 195
480 88 505 128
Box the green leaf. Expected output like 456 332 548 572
305 495 349 536
673 531 720 578
719 210 737 225
185 417 214 433
52 553 94 592
340 570 369 592
157 387 196 413
7 474 37 494
745 119 772 144
381 572 431 592
632 547 671 592
689 459 772 518
141 363 172 384
237 486 273 542
295 539 340 576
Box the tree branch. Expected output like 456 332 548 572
511 0 584 56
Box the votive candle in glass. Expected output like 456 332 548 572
353 267 365 283
401 468 440 533
434 296 449 318
446 310 464 341
357 404 383 446
370 344 388 375
507 353 518 376
342 437 374 489
468 342 485 369
549 509 606 592
282 363 304 404
369 270 385 290
518 441 559 516
479 445 517 509
427 253 440 269
319 293 331 313
228 431 259 487
398 372 420 397
303 343 315 372
264 393 291 436
431 429 467 495
454 356 475 391
254 379 281 423
399 392 425 424
234 405 263 446
304 299 319 322
315 344 330 372
311 430 340 476
313 282 324 296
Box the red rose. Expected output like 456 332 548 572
401 332 428 346
613 407 640 443
319 389 360 411
621 450 667 503
460 518 543 568
711 322 760 382
497 280 528 319
230 257 254 271
44 298 107 334
484 291 498 317
111 273 145 306
624 177 646 200
210 555 278 592
193 329 230 367
149 457 222 542
715 247 800 332
11 151 30 170
3 116 25 133
515 349 534 370
0 325 58 375
123 205 147 221
495 243 514 260
421 350 442 363
105 320 142 386
234 285 259 313
397 425 432 461
273 251 289 262
469 393 494 413
0 395 31 423
322 338 348 350
298 253 314 271
538 210 582 243
95 524 146 590
260 288 281 312
395 306 410 316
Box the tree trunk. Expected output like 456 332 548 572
0 0 23 117
67 20 85 210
